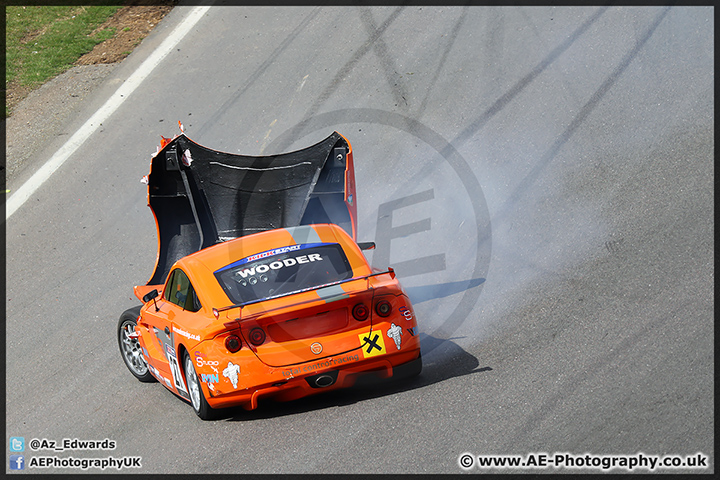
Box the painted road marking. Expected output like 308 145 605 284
5 6 211 221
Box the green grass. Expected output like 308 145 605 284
5 4 123 116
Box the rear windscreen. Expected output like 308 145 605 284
214 243 353 304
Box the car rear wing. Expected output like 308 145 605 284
145 131 358 286
212 267 396 322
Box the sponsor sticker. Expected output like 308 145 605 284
194 351 220 369
399 306 413 321
246 245 302 262
234 253 324 279
173 326 200 341
223 361 241 389
386 323 403 350
215 243 326 273
281 353 361 378
358 331 386 358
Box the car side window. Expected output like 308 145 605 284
165 269 201 312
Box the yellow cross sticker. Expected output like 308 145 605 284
358 331 386 358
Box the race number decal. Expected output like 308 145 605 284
165 345 189 397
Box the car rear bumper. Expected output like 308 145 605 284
205 348 420 410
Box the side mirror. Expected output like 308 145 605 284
142 289 159 303
358 242 376 251
142 289 160 312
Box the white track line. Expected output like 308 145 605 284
4 5 211 221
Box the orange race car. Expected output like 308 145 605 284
118 130 421 419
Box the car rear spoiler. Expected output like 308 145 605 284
144 131 357 286
212 267 396 322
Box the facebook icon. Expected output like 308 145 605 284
9 455 25 470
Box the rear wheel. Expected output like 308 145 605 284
393 353 422 380
118 306 155 383
183 351 215 420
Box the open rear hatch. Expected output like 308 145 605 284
145 131 357 285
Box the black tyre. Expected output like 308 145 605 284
117 306 156 383
182 350 216 420
393 353 422 380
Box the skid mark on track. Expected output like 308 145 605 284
493 7 672 225
195 8 323 140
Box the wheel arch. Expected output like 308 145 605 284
177 342 190 377
177 342 203 390
121 304 143 320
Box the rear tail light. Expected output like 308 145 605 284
352 303 369 321
248 327 266 346
225 335 242 353
375 300 392 317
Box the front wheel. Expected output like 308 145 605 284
118 306 155 383
183 351 216 420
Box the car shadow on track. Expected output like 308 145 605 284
216 333 490 422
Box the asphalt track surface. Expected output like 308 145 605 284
5 6 713 474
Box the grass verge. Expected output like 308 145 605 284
5 4 123 117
